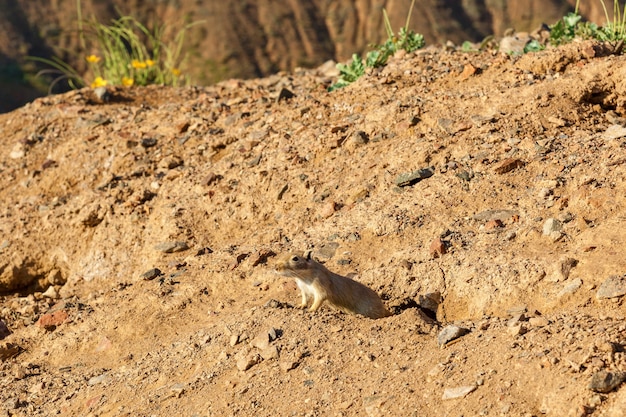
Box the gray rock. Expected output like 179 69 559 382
154 241 189 253
588 370 626 393
350 130 369 145
395 167 435 187
268 327 278 341
141 138 157 148
315 242 340 260
437 118 454 134
470 114 496 127
418 292 441 313
558 278 583 298
603 124 626 140
438 325 470 347
543 218 563 235
88 373 109 386
170 383 185 398
597 275 626 299
473 209 519 222
506 305 527 316
141 268 162 280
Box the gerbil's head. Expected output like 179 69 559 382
276 250 313 276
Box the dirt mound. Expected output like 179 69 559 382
1 40 626 416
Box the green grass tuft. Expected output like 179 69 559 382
329 0 424 91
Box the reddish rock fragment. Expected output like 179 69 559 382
37 310 69 330
485 219 504 230
177 121 190 133
494 158 525 174
251 249 276 267
430 238 447 258
320 201 338 218
459 63 479 80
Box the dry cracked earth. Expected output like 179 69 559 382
2 40 626 416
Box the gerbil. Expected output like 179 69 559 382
275 251 391 319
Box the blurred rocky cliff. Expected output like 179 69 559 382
0 0 608 112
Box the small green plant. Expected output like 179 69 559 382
330 54 366 90
548 0 626 45
30 0 198 92
330 0 424 91
549 11 582 45
523 39 545 53
597 0 626 40
461 35 496 53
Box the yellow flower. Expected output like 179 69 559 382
90 76 108 88
171 68 181 77
131 59 146 69
122 76 134 87
145 59 155 67
86 54 101 63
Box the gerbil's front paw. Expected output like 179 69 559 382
298 303 308 309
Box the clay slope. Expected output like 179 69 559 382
1 41 626 415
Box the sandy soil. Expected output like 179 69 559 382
1 40 626 416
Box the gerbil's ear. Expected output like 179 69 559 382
304 250 312 260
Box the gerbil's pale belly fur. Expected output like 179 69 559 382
295 278 316 297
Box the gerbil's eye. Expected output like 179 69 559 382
291 256 299 262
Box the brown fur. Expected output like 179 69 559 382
275 251 391 319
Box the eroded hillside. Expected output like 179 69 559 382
1 41 626 416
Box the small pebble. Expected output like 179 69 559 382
588 370 626 393
154 241 189 253
543 218 563 235
596 275 626 299
442 385 477 400
41 286 58 299
236 353 261 371
88 373 109 386
395 167 435 187
141 268 162 280
438 325 470 347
